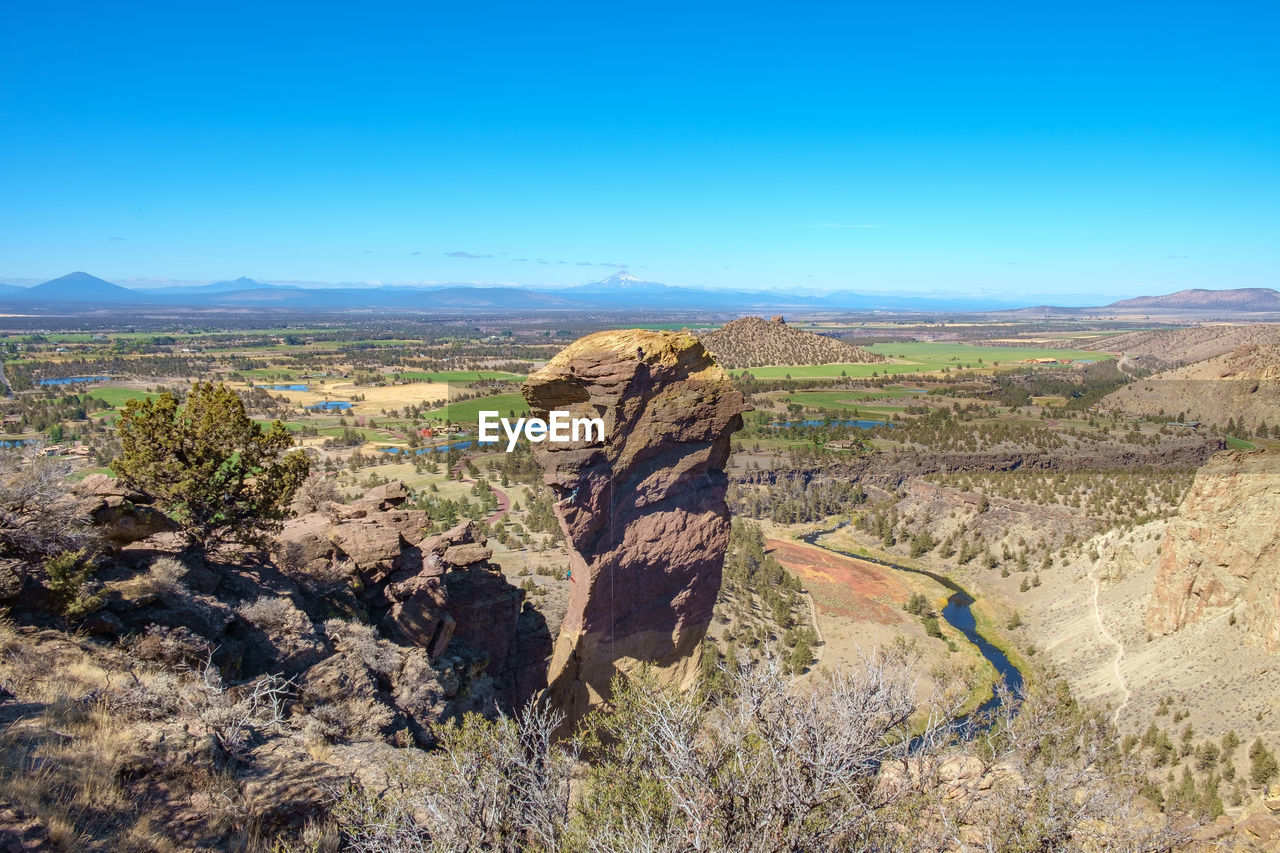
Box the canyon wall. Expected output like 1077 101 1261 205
1147 450 1280 652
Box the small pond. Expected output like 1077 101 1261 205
378 439 498 455
772 419 891 429
37 376 111 386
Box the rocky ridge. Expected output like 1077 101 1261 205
0 456 562 845
523 329 746 726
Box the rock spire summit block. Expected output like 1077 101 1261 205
522 330 746 724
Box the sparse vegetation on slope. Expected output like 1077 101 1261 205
700 316 884 369
1089 324 1280 369
332 656 1188 851
1103 343 1280 429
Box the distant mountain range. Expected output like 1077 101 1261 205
1104 288 1280 312
2 270 1276 315
17 271 138 303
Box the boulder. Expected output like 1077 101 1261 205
73 475 180 546
329 520 406 581
356 480 411 509
422 520 482 557
275 513 343 573
277 505 428 584
442 543 492 568
523 329 745 726
72 473 147 502
85 497 181 546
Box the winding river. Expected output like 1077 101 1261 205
799 522 1024 725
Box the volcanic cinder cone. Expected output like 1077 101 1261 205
522 329 746 726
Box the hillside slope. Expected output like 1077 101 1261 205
1086 324 1280 368
1103 344 1280 428
699 316 883 369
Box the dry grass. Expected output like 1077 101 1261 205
0 620 264 849
229 378 453 415
0 688 139 848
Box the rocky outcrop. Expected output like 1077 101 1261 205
523 329 746 725
1146 450 1280 651
383 520 494 659
277 496 549 710
73 473 179 545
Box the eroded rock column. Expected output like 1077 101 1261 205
522 330 745 726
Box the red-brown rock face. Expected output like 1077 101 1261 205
522 329 746 725
277 490 550 710
1146 450 1280 651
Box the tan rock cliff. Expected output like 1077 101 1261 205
523 329 745 726
1146 450 1280 651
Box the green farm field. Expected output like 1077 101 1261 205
395 370 525 383
732 342 1112 379
426 393 530 425
863 342 1112 364
87 387 163 408
779 392 910 414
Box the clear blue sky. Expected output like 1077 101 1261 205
1 1 1276 302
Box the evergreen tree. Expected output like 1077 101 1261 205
1249 738 1279 786
114 382 309 550
788 638 812 673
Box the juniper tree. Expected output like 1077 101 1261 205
1250 738 1279 787
114 382 309 551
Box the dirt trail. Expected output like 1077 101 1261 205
803 590 824 659
1088 564 1131 725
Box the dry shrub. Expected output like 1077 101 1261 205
192 667 294 761
293 473 340 515
126 624 214 669
323 618 400 677
107 669 183 722
303 696 395 745
143 555 188 597
238 596 302 634
276 540 350 586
